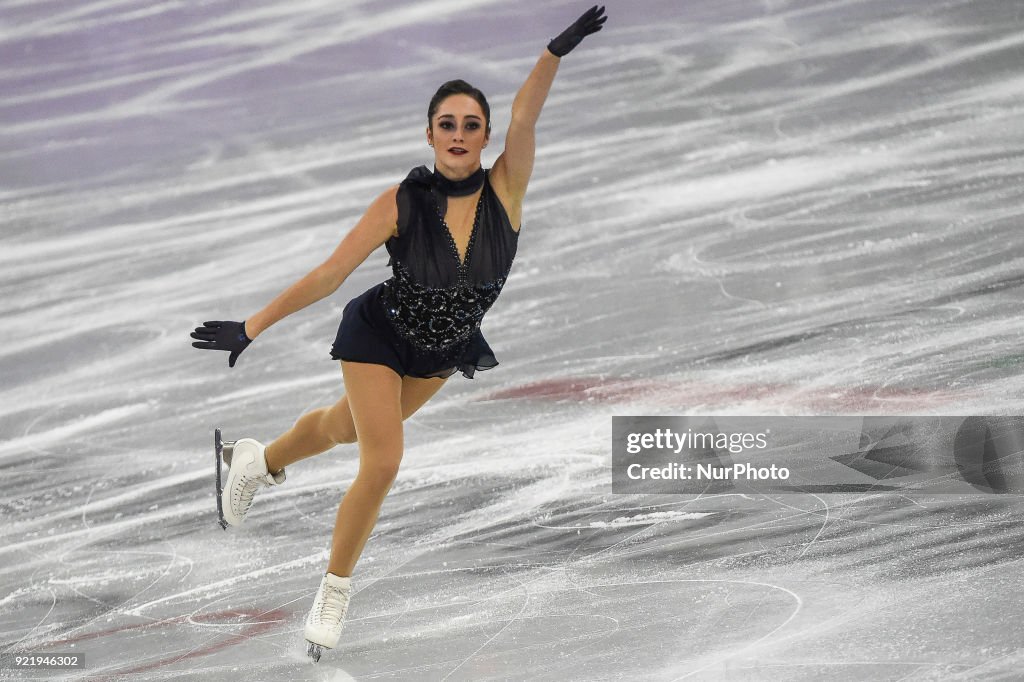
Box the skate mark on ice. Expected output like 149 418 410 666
0 404 149 460
64 471 200 626
764 493 1019 532
1 581 57 656
532 507 715 531
794 492 831 561
41 608 288 679
175 593 311 664
4 469 209 535
125 552 325 615
652 578 803 681
439 572 532 681
13 522 198 653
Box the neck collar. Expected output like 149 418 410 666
432 165 485 196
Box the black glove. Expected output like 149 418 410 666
191 320 252 368
547 5 608 58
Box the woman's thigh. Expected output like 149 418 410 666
326 362 448 445
399 372 449 417
340 361 404 473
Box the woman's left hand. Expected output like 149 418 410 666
547 5 608 57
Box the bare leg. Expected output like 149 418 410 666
327 362 448 576
264 363 446 473
265 395 358 473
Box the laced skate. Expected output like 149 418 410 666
304 573 352 663
213 429 286 529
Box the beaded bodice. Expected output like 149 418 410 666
380 166 518 352
381 261 508 351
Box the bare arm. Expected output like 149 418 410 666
245 186 399 338
491 6 608 205
490 50 560 204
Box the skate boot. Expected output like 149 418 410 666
219 436 286 527
304 573 352 662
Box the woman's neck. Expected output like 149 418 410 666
432 164 485 196
433 161 482 181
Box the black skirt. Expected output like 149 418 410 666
330 283 498 380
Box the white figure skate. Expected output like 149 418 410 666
214 429 286 529
304 573 352 663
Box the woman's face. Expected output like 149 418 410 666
427 94 489 178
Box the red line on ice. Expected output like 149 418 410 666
483 376 966 409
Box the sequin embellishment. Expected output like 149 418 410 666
381 262 506 351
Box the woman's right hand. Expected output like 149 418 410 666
190 320 252 368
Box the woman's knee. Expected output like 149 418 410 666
357 457 402 489
321 401 357 444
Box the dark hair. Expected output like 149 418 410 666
427 79 491 135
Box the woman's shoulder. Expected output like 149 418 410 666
360 184 401 241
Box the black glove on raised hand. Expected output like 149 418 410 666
547 5 608 57
190 320 252 368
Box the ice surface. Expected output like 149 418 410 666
3 0 1024 679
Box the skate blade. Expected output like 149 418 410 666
214 428 228 530
306 641 323 663
214 429 243 530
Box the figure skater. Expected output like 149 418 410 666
191 5 607 661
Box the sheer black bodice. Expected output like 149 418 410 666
380 166 519 353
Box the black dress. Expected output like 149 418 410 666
330 166 520 379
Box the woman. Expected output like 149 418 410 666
191 5 607 661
